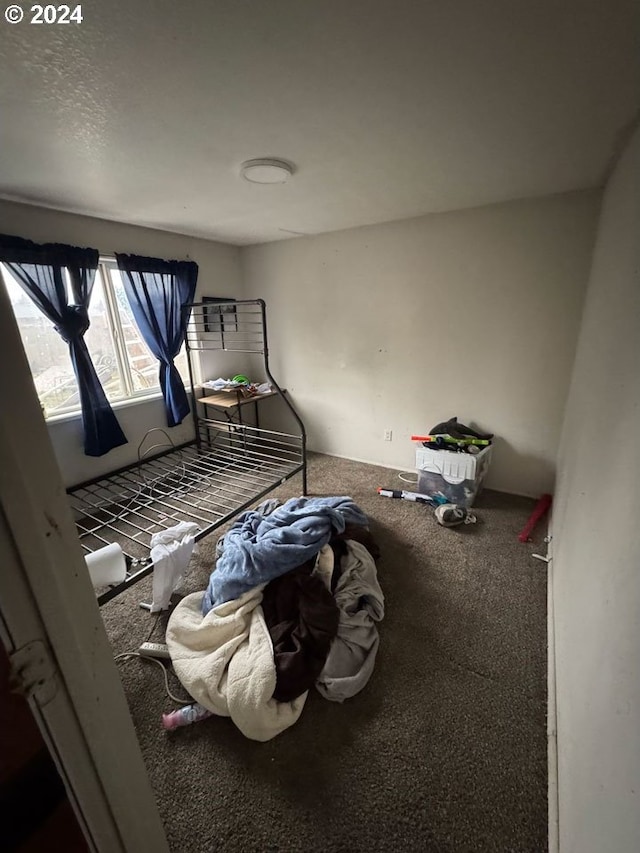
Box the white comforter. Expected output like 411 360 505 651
166 585 307 742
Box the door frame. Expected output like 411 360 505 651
0 281 168 852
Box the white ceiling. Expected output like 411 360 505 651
0 0 638 245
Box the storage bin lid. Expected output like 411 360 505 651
416 445 491 484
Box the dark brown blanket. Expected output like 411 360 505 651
262 526 380 703
261 560 339 703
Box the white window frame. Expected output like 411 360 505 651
100 258 158 405
1 257 199 423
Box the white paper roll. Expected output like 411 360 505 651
84 542 127 588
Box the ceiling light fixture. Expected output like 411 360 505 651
240 158 294 184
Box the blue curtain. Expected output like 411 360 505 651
115 254 198 427
0 234 127 457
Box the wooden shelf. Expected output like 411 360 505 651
196 389 281 409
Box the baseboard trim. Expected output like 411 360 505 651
547 518 560 853
309 449 418 475
309 449 537 499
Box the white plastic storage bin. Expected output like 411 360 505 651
416 445 492 507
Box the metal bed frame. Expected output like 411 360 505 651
67 299 307 606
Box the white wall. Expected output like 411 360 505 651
241 191 599 496
0 200 241 486
551 127 640 852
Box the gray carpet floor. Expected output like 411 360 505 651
102 452 548 853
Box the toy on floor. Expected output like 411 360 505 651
518 493 552 542
377 488 448 506
162 702 213 730
434 504 477 527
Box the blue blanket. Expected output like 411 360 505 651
202 496 368 614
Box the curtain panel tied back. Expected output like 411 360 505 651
115 254 198 427
0 234 127 457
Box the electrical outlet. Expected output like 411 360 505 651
384 429 392 441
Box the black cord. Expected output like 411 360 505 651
144 612 162 643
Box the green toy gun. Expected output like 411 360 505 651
411 434 490 446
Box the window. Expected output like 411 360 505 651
1 259 192 419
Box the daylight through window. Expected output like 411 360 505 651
1 259 190 418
